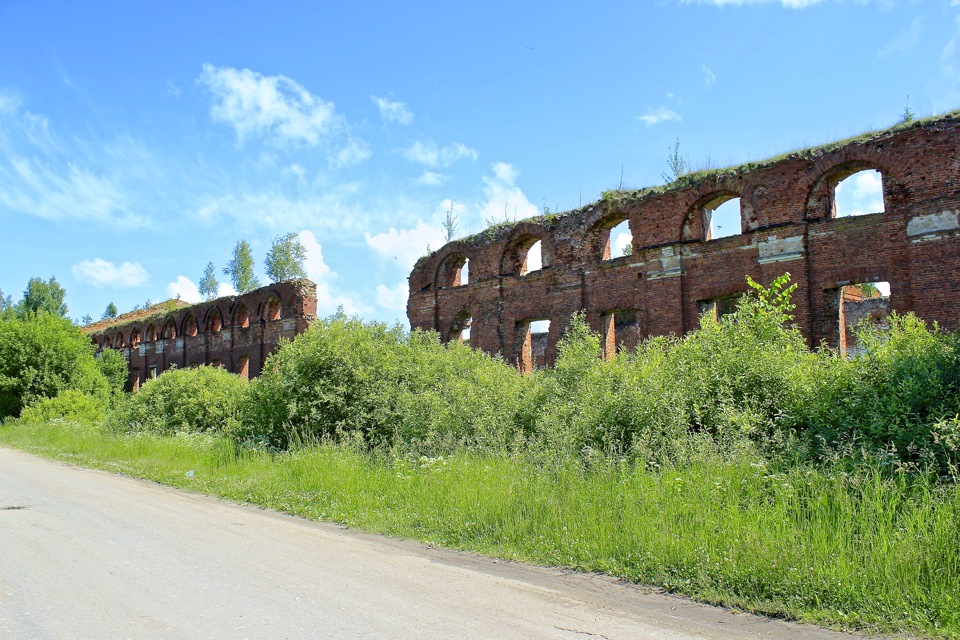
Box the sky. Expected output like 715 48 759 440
0 0 957 324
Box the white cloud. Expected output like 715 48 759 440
191 184 367 231
477 162 538 224
403 141 478 168
371 96 413 125
72 259 148 289
333 138 372 167
878 16 923 58
636 107 682 127
0 89 22 114
297 229 331 281
417 170 446 186
365 221 446 270
376 281 409 312
681 0 828 6
702 65 717 86
217 282 238 297
835 169 884 216
199 63 342 148
166 276 202 303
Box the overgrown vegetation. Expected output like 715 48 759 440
3 273 960 637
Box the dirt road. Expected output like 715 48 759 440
0 447 870 639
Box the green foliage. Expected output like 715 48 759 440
240 313 530 451
80 313 93 326
442 203 459 242
661 137 688 183
18 389 106 426
199 261 219 299
108 365 247 436
265 232 307 283
0 313 108 417
102 302 118 320
96 348 129 397
19 276 68 317
223 240 261 293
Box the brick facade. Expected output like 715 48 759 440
408 113 960 370
85 279 317 389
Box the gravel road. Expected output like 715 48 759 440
0 447 873 639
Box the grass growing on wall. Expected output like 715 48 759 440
1 422 958 638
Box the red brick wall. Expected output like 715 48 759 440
86 279 317 389
409 114 960 368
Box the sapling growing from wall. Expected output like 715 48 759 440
224 240 261 294
199 262 219 300
265 233 307 283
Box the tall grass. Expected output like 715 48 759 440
1 421 957 637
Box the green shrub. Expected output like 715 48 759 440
240 313 530 451
108 365 247 435
18 389 106 426
0 313 108 417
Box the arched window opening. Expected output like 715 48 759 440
264 296 281 321
129 329 141 348
208 310 223 333
144 325 157 343
603 220 633 261
460 259 469 285
834 170 884 217
516 318 551 374
102 337 112 349
436 253 468 288
183 314 198 337
523 241 543 275
161 319 176 340
449 308 473 345
115 332 125 349
233 304 250 329
706 197 741 240
838 281 891 356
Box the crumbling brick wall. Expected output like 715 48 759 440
85 279 317 389
408 113 960 370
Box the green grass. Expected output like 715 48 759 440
3 420 958 638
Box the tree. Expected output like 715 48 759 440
224 240 261 293
20 276 67 317
80 314 93 326
264 233 307 283
900 94 915 124
442 203 459 242
0 313 109 417
199 262 219 300
661 137 688 184
102 302 118 320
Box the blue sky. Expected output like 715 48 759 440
0 0 957 324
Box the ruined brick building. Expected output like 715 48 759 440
85 279 317 389
408 113 960 371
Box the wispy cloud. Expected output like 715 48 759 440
371 96 413 125
636 106 682 127
199 64 343 148
376 281 408 312
477 162 538 224
403 141 478 168
417 170 446 186
681 0 828 6
365 221 446 270
878 16 923 58
72 259 148 288
702 64 717 86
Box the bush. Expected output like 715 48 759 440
107 365 247 435
18 390 106 426
0 313 108 418
240 313 530 451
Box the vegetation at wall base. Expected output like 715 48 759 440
2 273 960 638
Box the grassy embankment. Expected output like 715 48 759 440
2 421 958 638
